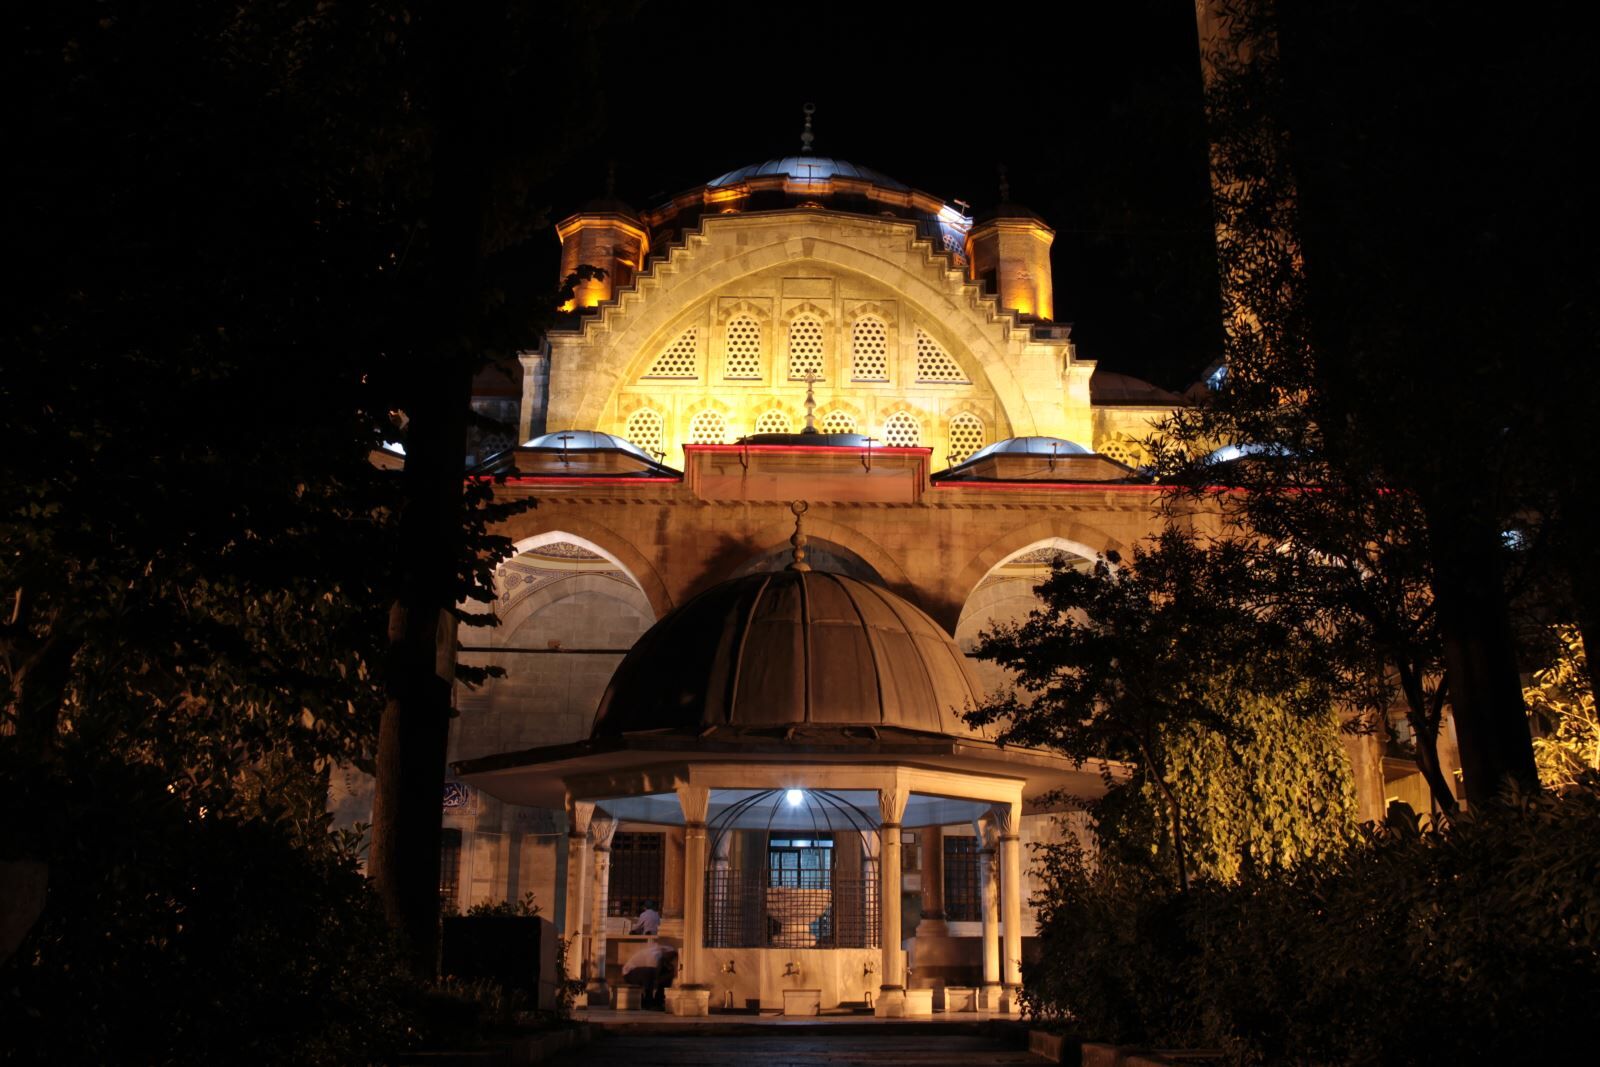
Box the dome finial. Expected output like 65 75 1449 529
787 500 811 572
800 102 816 155
997 162 1010 204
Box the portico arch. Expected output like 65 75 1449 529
500 521 673 619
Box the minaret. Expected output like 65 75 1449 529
964 164 1056 321
555 162 650 310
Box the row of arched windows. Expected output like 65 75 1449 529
623 408 988 461
642 317 969 384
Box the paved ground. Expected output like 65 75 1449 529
547 1030 1045 1065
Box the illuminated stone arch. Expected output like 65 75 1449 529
548 214 1040 438
496 523 673 620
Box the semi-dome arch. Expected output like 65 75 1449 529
546 213 1040 439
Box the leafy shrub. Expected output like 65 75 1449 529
1 757 418 1066
1025 784 1600 1064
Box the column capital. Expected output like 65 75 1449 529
675 782 710 824
566 797 596 837
589 810 617 851
877 786 907 825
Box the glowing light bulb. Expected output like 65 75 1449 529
785 789 805 807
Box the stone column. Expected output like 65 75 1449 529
916 825 947 937
586 811 617 1005
669 783 711 1016
563 799 594 983
974 812 1002 1010
996 802 1024 1012
874 786 908 1017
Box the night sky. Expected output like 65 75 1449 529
540 1 1221 392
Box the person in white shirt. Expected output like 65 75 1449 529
621 942 677 1010
629 901 661 936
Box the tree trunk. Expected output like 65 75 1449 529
366 5 490 977
1424 506 1539 807
1394 664 1459 816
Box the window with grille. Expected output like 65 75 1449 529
787 317 825 380
724 316 763 378
608 832 665 918
769 834 834 890
943 836 983 922
625 409 664 459
821 410 856 435
439 828 462 915
915 328 969 383
754 410 792 435
850 317 889 381
948 412 985 463
643 328 699 379
688 410 727 444
883 411 920 447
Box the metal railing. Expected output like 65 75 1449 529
704 868 879 949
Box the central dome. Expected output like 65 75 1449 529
592 570 986 739
707 155 910 192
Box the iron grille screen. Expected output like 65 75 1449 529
943 835 983 922
608 831 664 918
439 828 462 915
705 867 879 949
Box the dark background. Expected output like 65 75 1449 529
539 0 1221 391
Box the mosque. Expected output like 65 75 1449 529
349 114 1458 1016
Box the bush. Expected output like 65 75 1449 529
1 757 418 1066
1025 784 1600 1064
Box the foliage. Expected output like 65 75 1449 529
463 891 542 918
1024 783 1600 1064
0 753 418 1066
552 936 585 1021
967 527 1352 889
1096 691 1357 884
1526 626 1598 791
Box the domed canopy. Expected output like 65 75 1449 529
523 429 655 460
593 570 987 740
962 436 1091 463
707 156 910 192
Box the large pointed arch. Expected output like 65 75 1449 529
545 212 1042 438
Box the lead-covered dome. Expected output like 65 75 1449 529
707 155 910 192
592 570 986 740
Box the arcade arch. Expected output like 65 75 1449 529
955 537 1101 695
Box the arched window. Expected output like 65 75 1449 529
754 410 792 435
914 328 969 383
625 409 664 458
724 316 762 379
688 410 728 444
821 410 856 435
787 316 825 381
948 412 985 463
851 317 889 381
643 328 699 379
883 411 921 447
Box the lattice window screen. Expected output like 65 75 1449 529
625 409 664 458
754 410 792 435
821 410 856 435
851 317 889 380
688 410 728 444
915 328 969 383
643 328 699 379
787 317 825 380
1099 436 1143 468
948 412 985 463
724 316 762 378
883 411 921 447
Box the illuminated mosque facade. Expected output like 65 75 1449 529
343 116 1458 1015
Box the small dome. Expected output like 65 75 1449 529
708 156 910 192
962 436 1091 464
739 432 873 448
523 429 655 461
1090 370 1185 407
593 571 986 739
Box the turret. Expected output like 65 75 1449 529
555 167 649 310
964 167 1055 321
